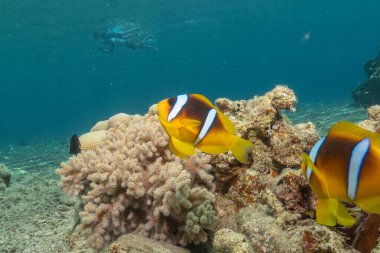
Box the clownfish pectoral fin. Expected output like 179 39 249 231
230 135 253 164
301 153 331 197
159 117 180 136
169 137 195 158
179 118 201 135
356 196 380 214
168 138 187 158
316 198 355 226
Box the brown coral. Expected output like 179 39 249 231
56 114 218 249
214 85 319 172
275 169 315 216
212 86 319 211
359 105 380 133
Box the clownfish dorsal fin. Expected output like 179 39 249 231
301 153 331 197
329 121 380 145
191 94 215 108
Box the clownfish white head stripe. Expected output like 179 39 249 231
194 109 217 145
168 94 188 122
348 137 371 200
307 136 326 183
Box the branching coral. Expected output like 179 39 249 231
56 114 218 249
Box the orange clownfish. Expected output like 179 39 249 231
157 94 253 163
301 121 380 226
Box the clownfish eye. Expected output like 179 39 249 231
168 98 175 106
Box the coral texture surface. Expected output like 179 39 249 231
56 114 218 249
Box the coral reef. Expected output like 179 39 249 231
56 85 375 252
0 163 11 189
352 49 380 106
275 169 315 216
210 86 362 252
105 234 190 253
215 85 319 173
56 114 218 249
287 220 358 253
236 204 291 252
358 105 380 133
213 203 358 253
212 86 319 208
213 229 253 253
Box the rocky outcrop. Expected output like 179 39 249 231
352 50 380 106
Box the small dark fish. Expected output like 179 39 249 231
69 134 81 155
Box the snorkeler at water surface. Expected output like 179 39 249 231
93 21 158 53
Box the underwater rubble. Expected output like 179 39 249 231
352 49 380 107
0 163 11 189
56 85 369 253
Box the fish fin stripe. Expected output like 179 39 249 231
348 138 370 200
301 153 331 197
194 109 217 145
307 136 326 182
217 110 236 134
168 94 188 122
329 121 379 144
190 94 215 108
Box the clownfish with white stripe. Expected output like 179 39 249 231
301 121 380 226
157 94 253 163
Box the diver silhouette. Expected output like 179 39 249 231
94 22 157 53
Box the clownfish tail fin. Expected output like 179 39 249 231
230 136 253 164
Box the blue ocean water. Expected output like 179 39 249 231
0 0 379 144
